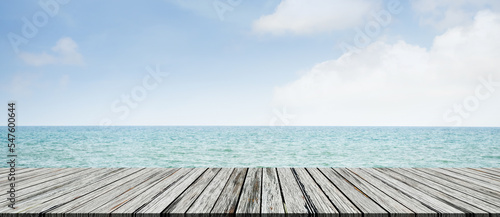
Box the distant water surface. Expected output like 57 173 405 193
9 126 500 167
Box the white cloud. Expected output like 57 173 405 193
411 0 500 30
253 0 380 35
18 52 57 66
3 73 42 96
272 10 500 126
19 37 84 66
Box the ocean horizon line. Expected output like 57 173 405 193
6 125 500 128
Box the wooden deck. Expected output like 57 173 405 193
1 168 500 217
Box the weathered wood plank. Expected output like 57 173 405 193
276 168 310 216
359 168 465 217
187 168 234 215
0 168 69 188
415 168 500 198
319 168 387 217
451 168 500 183
135 168 207 215
307 168 361 217
485 168 500 172
0 168 102 213
211 168 247 216
293 168 338 216
0 168 88 200
164 168 221 215
333 168 413 217
385 168 494 216
93 168 178 213
401 168 500 211
261 168 285 216
473 168 500 177
0 168 109 209
112 168 186 214
444 168 500 186
380 168 485 215
348 168 436 217
236 168 262 215
1 168 499 217
45 168 153 214
0 167 44 174
429 168 500 193
462 168 500 178
1 167 36 174
71 168 174 214
9 168 140 214
0 167 48 184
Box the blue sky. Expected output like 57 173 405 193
1 0 500 126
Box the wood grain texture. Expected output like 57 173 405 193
293 168 338 216
0 168 110 209
450 168 500 183
46 168 152 214
333 168 413 217
359 168 465 217
236 168 262 215
473 168 500 178
382 168 490 217
187 168 234 216
471 168 500 176
404 168 500 208
348 168 436 217
84 168 176 214
429 168 500 193
135 168 207 215
106 168 178 213
1 168 499 217
211 168 247 216
261 168 285 216
319 168 387 217
415 168 500 198
276 168 310 216
307 168 361 217
165 168 221 215
13 168 141 215
112 168 182 214
0 168 52 185
0 168 77 197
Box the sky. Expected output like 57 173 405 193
1 0 500 126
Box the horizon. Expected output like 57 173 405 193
2 0 500 127
7 125 500 128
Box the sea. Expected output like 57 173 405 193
8 126 500 168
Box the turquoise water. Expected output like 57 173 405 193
7 126 500 168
